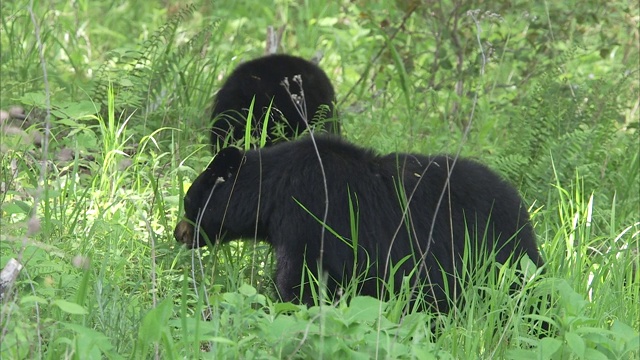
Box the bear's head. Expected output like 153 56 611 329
173 147 243 248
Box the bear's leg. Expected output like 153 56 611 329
274 247 316 306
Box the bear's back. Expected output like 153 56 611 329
257 139 539 266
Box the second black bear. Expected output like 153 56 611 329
174 136 543 313
210 54 339 150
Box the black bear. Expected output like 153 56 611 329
174 135 543 313
209 54 339 150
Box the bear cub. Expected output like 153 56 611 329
174 135 543 313
210 54 339 150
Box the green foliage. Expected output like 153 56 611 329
508 280 640 360
1 0 638 358
493 53 635 210
90 4 217 120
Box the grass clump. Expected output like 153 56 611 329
1 0 638 358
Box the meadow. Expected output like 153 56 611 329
1 1 638 358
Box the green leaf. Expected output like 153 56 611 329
274 302 302 314
565 331 586 358
2 201 31 215
54 118 81 127
344 296 383 323
611 320 639 343
53 299 88 315
238 283 257 296
19 295 47 305
18 92 46 107
583 348 609 360
75 131 99 149
118 78 134 87
538 337 562 359
262 314 315 344
138 297 174 344
557 280 588 315
63 323 124 360
62 100 100 119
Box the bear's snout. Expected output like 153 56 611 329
174 220 195 247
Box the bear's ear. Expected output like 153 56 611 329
208 147 243 180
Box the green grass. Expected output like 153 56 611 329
1 0 638 358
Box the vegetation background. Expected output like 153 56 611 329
1 0 638 358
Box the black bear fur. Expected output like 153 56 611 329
174 135 543 313
210 54 339 150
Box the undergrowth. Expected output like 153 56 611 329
1 0 638 359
